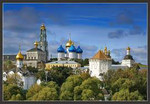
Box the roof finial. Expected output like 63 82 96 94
69 33 71 40
19 44 21 52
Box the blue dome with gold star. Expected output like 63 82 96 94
76 46 83 53
69 45 76 52
57 45 65 52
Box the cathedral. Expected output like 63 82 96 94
23 24 48 68
45 35 83 70
57 35 83 60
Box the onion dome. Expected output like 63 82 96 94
126 47 130 50
16 51 24 60
40 24 46 30
66 39 74 47
124 55 134 60
69 45 76 52
57 45 65 52
64 49 67 54
76 46 83 53
34 41 39 48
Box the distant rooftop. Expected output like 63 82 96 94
46 60 79 64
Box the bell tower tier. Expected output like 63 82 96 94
39 24 48 62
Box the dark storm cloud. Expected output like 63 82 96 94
4 7 41 33
108 30 127 39
108 10 145 39
110 10 134 26
129 25 144 35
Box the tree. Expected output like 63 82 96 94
112 89 143 101
48 66 73 86
9 94 23 100
59 91 73 100
81 89 95 100
74 86 82 100
60 75 83 100
80 77 103 100
3 60 16 72
3 84 24 100
32 87 58 100
42 81 60 95
6 73 23 87
26 84 43 100
35 70 45 81
104 66 147 100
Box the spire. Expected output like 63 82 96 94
126 46 130 55
104 46 107 55
19 44 21 52
69 33 71 40
16 44 24 60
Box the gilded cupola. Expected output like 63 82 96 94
34 41 39 48
40 24 46 30
66 33 74 48
16 45 24 60
126 46 130 50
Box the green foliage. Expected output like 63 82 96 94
3 60 16 71
26 84 43 100
48 66 73 86
81 89 95 100
9 94 23 100
35 70 45 80
27 66 38 73
59 91 73 100
74 86 82 100
73 58 89 67
6 73 23 87
32 87 58 100
112 89 143 101
3 84 25 100
104 67 147 100
60 75 103 101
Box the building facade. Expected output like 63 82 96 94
45 61 81 70
24 41 46 68
89 50 112 80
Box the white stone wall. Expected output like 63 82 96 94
69 52 77 59
26 51 46 62
77 53 82 59
121 59 134 67
16 60 23 68
22 76 36 90
23 60 38 68
58 53 65 60
89 59 112 80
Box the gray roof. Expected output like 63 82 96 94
111 64 128 70
27 48 43 52
123 55 134 60
46 60 79 64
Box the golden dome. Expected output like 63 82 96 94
16 51 24 60
66 39 74 47
34 41 39 48
127 47 130 50
104 47 107 54
40 24 46 30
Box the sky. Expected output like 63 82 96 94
3 3 148 65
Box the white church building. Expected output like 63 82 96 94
89 46 135 80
